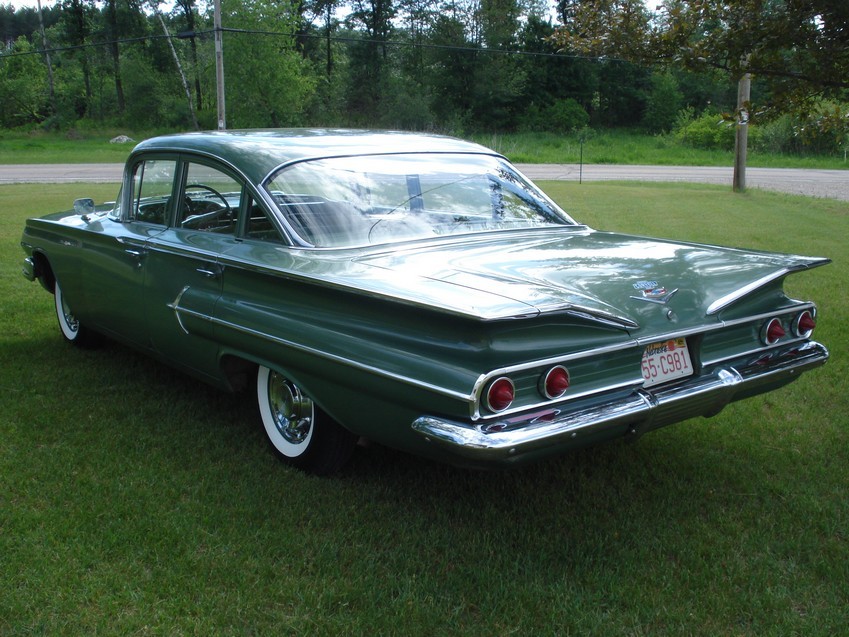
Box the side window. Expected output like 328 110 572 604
129 159 177 225
178 163 242 233
244 195 285 243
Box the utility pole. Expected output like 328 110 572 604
213 0 226 130
733 68 751 193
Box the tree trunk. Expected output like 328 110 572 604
36 0 56 115
155 7 199 129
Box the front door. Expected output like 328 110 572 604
79 158 175 348
142 160 244 381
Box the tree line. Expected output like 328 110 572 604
1 0 846 153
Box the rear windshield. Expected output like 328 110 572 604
264 153 576 248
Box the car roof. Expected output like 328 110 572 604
131 129 500 184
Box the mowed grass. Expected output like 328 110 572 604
1 182 847 635
0 132 136 164
3 128 848 169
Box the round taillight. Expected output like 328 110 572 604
542 365 570 399
762 318 785 345
486 377 515 412
794 310 816 337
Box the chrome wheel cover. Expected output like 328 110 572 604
267 371 314 446
61 296 79 334
55 283 80 340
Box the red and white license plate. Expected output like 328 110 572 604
641 338 693 388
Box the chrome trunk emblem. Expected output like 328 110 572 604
631 282 679 305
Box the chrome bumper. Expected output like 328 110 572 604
411 341 829 464
21 256 36 282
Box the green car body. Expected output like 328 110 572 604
20 130 830 473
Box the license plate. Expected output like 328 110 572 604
641 338 693 388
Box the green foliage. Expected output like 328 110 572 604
0 0 845 160
642 70 683 133
674 109 736 150
222 0 316 128
593 59 651 127
755 102 849 156
0 37 48 127
521 98 590 133
553 0 849 112
121 50 181 129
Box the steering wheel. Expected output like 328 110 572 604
184 183 232 219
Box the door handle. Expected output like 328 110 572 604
196 266 221 278
124 248 144 268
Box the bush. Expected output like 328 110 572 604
673 110 736 150
547 98 590 133
755 114 799 154
754 102 849 156
520 98 590 134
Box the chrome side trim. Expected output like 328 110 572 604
707 267 808 315
167 286 192 335
170 304 478 405
412 341 829 462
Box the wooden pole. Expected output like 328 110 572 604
733 71 751 193
214 0 226 130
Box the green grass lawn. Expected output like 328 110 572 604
1 183 847 635
0 131 137 164
3 128 848 169
473 130 849 169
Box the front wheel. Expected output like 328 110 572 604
54 281 98 347
256 366 357 475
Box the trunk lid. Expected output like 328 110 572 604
351 228 828 333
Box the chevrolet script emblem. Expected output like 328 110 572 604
631 281 679 305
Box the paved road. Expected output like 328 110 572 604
0 163 123 184
515 164 849 201
2 162 847 201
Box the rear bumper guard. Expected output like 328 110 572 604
411 341 829 462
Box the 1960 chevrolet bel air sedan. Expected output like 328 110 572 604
21 130 830 473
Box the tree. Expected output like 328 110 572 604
553 0 849 109
173 0 203 111
554 0 849 190
102 0 126 113
642 70 683 132
222 0 316 128
0 36 48 126
345 0 396 119
59 0 94 116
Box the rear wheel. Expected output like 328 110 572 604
54 281 98 347
256 365 357 475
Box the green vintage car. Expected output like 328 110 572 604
21 130 829 473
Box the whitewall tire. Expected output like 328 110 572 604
256 365 357 474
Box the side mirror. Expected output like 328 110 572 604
74 198 95 214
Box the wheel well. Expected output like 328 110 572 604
219 355 257 393
32 251 56 293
